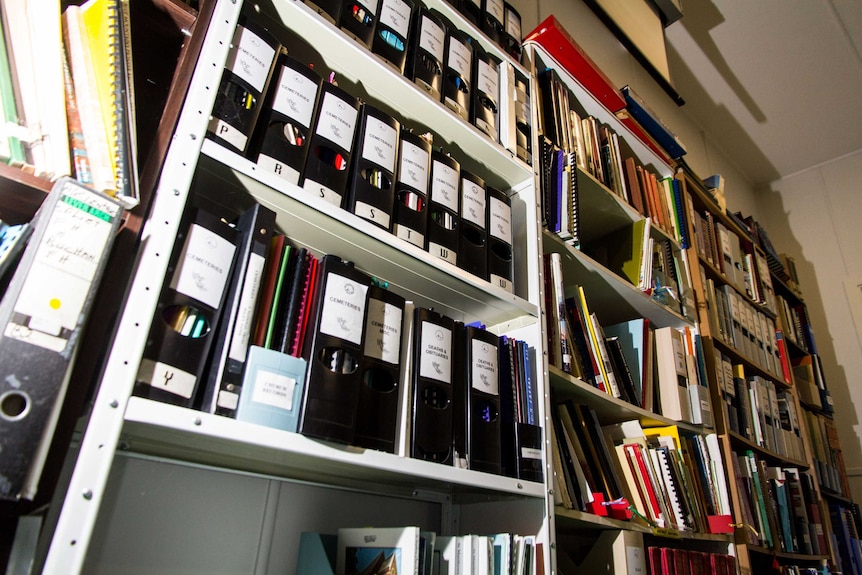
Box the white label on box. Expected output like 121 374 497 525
364 297 403 363
448 37 471 79
209 118 248 151
228 252 265 363
489 195 512 243
361 117 397 171
486 0 504 22
316 91 358 150
257 154 301 185
431 160 459 211
478 59 499 98
379 0 411 38
471 338 498 394
272 66 318 128
171 223 236 309
419 16 445 62
419 321 452 383
490 274 512 293
303 178 343 206
521 447 542 460
137 359 197 399
251 369 297 411
394 224 424 247
506 8 521 37
354 201 391 229
429 242 457 265
461 178 486 228
226 25 275 92
399 140 430 192
217 389 239 411
319 273 368 345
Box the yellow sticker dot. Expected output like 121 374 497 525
49 298 61 310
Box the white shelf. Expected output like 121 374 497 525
122 397 544 500
199 140 539 327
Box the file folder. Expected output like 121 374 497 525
440 25 473 121
301 82 361 208
410 307 455 464
487 186 513 293
391 132 431 249
235 345 307 432
252 52 322 186
461 324 502 474
339 0 378 48
372 0 416 73
346 104 400 231
503 3 522 59
199 204 277 417
407 7 445 100
299 255 372 444
470 43 499 141
134 207 239 408
481 0 505 45
208 17 280 155
353 284 406 452
426 150 460 266
0 178 123 502
458 170 488 280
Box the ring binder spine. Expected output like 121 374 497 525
458 169 488 281
406 7 445 100
372 0 416 73
426 149 460 266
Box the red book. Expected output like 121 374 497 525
775 330 792 383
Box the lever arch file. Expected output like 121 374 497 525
200 204 277 417
457 0 481 26
339 0 379 49
470 43 499 142
0 178 123 502
487 186 513 293
407 7 445 100
299 255 371 443
353 284 406 452
426 150 460 266
301 82 360 208
208 17 279 155
391 132 431 248
513 69 531 164
252 52 322 186
458 170 488 280
372 0 416 73
503 3 522 59
134 207 239 408
411 307 455 464
440 24 472 122
346 104 400 231
481 0 505 46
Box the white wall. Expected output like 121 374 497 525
756 150 862 504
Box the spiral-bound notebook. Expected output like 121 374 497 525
64 0 139 208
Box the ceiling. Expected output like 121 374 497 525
662 0 862 187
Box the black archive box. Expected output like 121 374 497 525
339 0 378 48
353 285 407 453
470 42 499 141
305 0 343 25
514 69 531 164
487 185 513 293
503 2 522 59
410 307 456 464
252 52 322 186
458 170 488 280
426 150 460 266
441 24 473 122
299 255 372 444
301 82 361 208
456 0 481 26
346 104 400 231
391 131 431 249
463 325 502 474
134 208 239 408
407 7 445 100
481 0 505 46
208 17 280 155
372 0 416 73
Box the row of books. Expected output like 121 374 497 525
132 201 542 481
715 352 805 461
551 403 731 534
543 257 711 426
793 354 834 414
776 292 815 354
700 266 786 380
732 451 827 556
645 546 736 575
209 17 517 290
296 526 539 574
804 410 851 498
535 67 687 245
829 501 862 575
